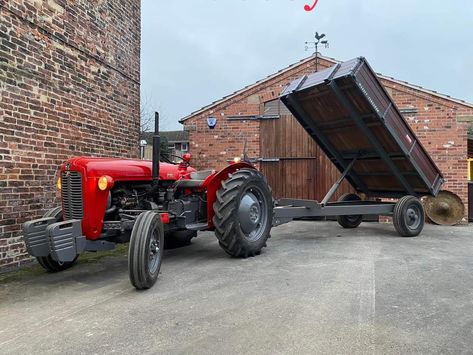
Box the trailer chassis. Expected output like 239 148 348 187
272 156 423 237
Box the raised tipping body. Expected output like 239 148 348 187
280 57 443 198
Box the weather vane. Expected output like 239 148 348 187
305 32 329 71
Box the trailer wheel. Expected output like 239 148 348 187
336 193 363 228
36 207 78 272
213 169 273 258
164 230 197 249
393 195 425 237
128 211 164 290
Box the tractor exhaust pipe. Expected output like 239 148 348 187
152 112 160 182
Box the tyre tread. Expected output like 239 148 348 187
212 169 273 257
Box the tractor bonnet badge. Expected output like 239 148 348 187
207 116 217 129
65 162 71 170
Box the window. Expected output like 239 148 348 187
181 143 188 152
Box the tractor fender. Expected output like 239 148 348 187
202 162 256 229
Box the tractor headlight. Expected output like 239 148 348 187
98 175 113 191
233 156 242 163
56 177 62 190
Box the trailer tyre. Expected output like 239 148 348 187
336 193 363 228
213 169 273 258
164 230 197 249
36 207 78 272
128 211 164 290
393 195 424 237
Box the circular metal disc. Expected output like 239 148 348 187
424 190 465 226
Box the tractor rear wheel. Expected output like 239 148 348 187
393 195 425 237
37 207 78 273
213 169 273 258
336 193 363 228
164 230 197 249
128 211 164 289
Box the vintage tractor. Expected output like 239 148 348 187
23 113 273 289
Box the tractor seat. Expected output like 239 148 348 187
175 170 214 189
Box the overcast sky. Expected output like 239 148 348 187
141 0 473 131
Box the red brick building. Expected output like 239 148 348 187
180 55 473 220
0 0 141 270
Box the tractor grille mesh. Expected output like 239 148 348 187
61 171 84 220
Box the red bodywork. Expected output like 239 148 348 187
60 157 255 240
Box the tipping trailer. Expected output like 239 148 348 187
274 57 444 235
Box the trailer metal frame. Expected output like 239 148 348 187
272 156 395 226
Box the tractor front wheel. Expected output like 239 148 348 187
128 211 164 290
37 207 78 273
213 169 273 258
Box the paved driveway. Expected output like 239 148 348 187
1 221 472 354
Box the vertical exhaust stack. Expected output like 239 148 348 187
152 112 160 183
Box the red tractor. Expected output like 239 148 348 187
23 113 273 289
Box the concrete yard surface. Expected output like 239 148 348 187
1 221 472 354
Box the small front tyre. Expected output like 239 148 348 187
128 211 164 290
393 195 425 237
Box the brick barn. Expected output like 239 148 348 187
180 54 473 220
0 0 141 270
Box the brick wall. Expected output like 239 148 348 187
0 0 141 270
468 137 473 158
183 57 473 220
383 80 473 221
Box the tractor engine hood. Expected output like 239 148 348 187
58 157 196 240
61 156 195 181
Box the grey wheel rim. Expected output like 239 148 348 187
238 186 269 242
406 205 422 230
148 230 161 274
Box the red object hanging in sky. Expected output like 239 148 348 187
304 0 319 12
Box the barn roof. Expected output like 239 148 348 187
180 54 473 123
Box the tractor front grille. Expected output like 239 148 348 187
61 171 84 220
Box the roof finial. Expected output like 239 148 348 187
305 31 329 71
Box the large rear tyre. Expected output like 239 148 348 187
393 195 425 237
128 211 164 290
336 193 363 228
37 207 78 273
213 169 273 258
164 230 197 249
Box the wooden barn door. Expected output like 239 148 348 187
259 114 353 201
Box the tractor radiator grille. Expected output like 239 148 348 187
61 171 84 220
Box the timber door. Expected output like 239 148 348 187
259 114 353 201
